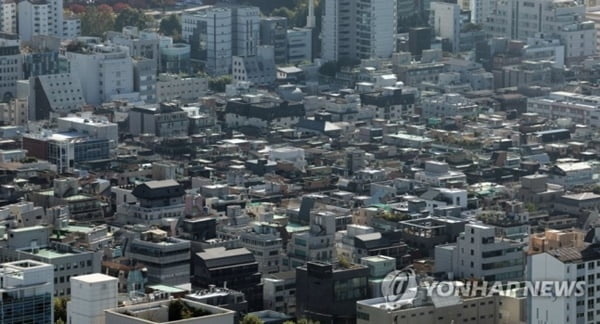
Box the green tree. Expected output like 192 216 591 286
208 75 232 92
159 14 182 39
240 314 264 324
54 297 68 324
80 6 115 37
114 8 152 32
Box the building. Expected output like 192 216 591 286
105 299 235 324
156 74 208 102
296 261 369 323
183 6 232 76
66 43 134 105
240 223 283 274
0 2 16 34
128 103 189 137
528 244 600 323
128 229 191 286
133 57 157 103
62 14 80 39
232 46 276 86
0 34 22 102
116 180 185 226
57 115 118 148
107 27 160 70
431 2 461 53
28 73 85 120
528 228 585 254
160 40 191 74
0 98 27 126
399 216 467 256
263 271 296 315
67 273 118 324
193 247 263 311
260 17 288 64
470 0 493 24
527 91 600 127
357 289 526 324
421 93 479 119
286 211 337 269
231 6 260 58
414 160 467 187
224 95 305 130
0 260 54 323
287 28 312 63
186 286 248 316
321 0 397 61
435 223 525 281
547 162 596 189
17 0 49 42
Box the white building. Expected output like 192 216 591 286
28 73 85 120
431 2 461 53
527 91 600 127
470 0 493 24
232 46 276 86
287 28 312 63
547 162 596 189
321 0 396 62
182 7 232 76
415 161 467 187
0 260 54 323
240 223 282 274
0 98 27 125
67 273 118 324
263 271 296 315
66 44 134 105
0 1 16 34
17 0 62 41
528 245 600 324
435 223 525 281
156 73 208 102
421 93 479 119
62 14 80 40
57 115 118 148
285 212 336 269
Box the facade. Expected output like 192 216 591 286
547 162 596 189
193 247 263 311
108 27 160 70
435 223 525 281
263 271 296 315
28 73 85 120
224 95 305 129
431 2 461 53
62 15 80 39
528 244 600 323
160 41 191 74
414 160 467 187
0 2 16 34
232 46 276 86
240 223 283 274
57 115 118 148
260 16 288 64
231 6 260 57
133 57 157 103
116 180 185 226
156 74 208 102
128 230 191 286
296 261 369 324
17 0 49 42
287 28 312 63
0 34 22 102
0 260 54 324
128 103 189 137
66 44 134 105
0 98 27 126
183 7 233 76
321 0 396 61
527 91 600 127
286 211 336 269
421 93 479 119
67 273 118 324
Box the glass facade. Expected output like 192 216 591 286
0 293 52 324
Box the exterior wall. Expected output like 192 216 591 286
156 76 208 102
287 28 312 63
67 274 118 324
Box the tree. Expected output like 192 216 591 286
115 8 152 32
208 75 232 93
54 297 68 324
240 314 264 324
113 2 131 13
68 3 85 14
80 6 115 37
159 14 181 39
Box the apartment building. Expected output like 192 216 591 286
116 180 185 226
0 34 22 102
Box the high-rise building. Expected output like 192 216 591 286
17 0 62 41
231 6 260 57
0 260 54 323
183 7 233 76
0 34 22 102
259 17 288 64
67 273 118 324
0 1 16 34
321 0 397 62
470 0 493 24
66 43 134 105
430 1 461 53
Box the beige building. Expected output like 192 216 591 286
105 299 235 324
357 288 526 324
528 228 585 254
